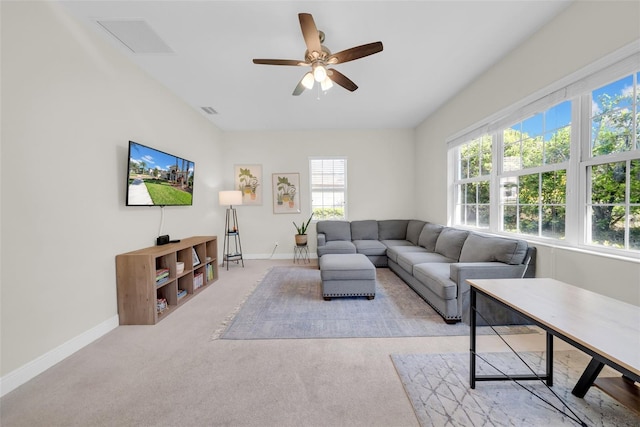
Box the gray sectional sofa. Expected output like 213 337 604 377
316 219 536 325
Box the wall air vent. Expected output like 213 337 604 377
96 20 173 54
201 107 218 115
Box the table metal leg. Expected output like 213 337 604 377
572 357 604 397
546 332 554 387
470 287 477 389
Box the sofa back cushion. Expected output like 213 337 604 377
434 228 469 261
406 220 426 245
378 220 409 240
418 223 444 251
316 221 352 241
351 220 379 240
459 233 528 265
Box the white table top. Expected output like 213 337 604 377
468 278 640 378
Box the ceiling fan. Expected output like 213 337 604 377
252 13 383 96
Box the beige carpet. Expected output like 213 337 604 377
2 259 567 427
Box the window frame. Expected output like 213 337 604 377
447 45 640 259
309 156 348 221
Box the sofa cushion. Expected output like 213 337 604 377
386 245 428 263
413 263 458 300
378 220 409 240
351 220 379 240
418 223 444 251
317 240 356 257
381 239 414 249
406 220 426 245
320 254 375 281
353 239 387 256
397 252 455 274
459 233 528 265
317 221 351 241
434 228 469 261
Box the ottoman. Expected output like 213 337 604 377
319 254 376 300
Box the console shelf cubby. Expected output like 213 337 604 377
116 236 218 325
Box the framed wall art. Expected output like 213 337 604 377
234 164 262 206
272 173 300 214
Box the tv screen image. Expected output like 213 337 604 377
126 141 195 206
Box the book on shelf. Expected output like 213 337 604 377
156 276 169 286
177 289 187 300
157 298 167 314
206 264 214 281
194 272 204 290
155 268 170 281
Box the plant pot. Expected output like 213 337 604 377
295 234 308 246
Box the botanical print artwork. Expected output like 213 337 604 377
272 173 300 214
234 165 262 205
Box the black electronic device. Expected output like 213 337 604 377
156 235 170 246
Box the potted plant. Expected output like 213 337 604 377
249 177 259 200
238 168 254 196
293 213 313 246
287 187 296 208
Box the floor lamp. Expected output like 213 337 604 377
219 190 244 270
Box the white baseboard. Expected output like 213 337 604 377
0 315 119 397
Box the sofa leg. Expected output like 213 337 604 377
323 297 331 301
445 318 460 325
367 295 375 300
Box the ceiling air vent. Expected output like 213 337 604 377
97 20 173 54
201 107 218 115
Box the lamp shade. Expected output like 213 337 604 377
219 190 243 206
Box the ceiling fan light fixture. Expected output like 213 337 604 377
313 63 327 82
321 76 333 91
301 72 315 90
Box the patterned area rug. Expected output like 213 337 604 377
214 266 537 340
391 350 639 427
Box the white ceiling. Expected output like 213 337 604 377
59 1 571 131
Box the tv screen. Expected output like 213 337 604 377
126 141 195 206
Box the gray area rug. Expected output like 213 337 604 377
391 350 639 427
215 266 536 340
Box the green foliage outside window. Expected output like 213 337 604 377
312 207 345 220
589 73 640 250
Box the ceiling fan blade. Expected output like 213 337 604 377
299 13 322 56
253 59 307 66
328 69 358 92
327 41 383 65
292 77 307 96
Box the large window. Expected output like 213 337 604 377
586 73 640 251
310 157 347 220
499 101 571 239
449 52 640 257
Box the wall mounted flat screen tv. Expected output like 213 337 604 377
126 141 195 206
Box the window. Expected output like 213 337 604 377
585 73 640 251
448 49 639 257
453 136 492 228
310 157 347 220
499 101 571 239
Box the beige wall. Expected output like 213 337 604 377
221 130 416 257
1 2 224 379
415 0 640 304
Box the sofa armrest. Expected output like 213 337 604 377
451 262 526 297
317 232 326 247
